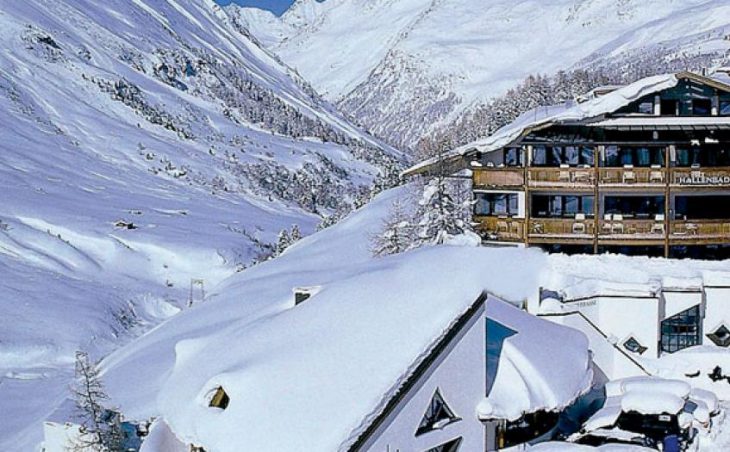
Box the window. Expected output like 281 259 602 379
638 101 654 115
692 98 712 116
425 437 462 452
604 196 665 218
504 148 522 166
531 195 594 218
208 387 230 409
531 146 594 167
661 99 678 116
721 101 730 116
660 305 701 354
707 325 730 347
623 337 648 355
474 193 519 216
416 390 459 436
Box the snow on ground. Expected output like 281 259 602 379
100 184 730 451
0 0 398 449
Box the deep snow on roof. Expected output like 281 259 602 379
479 300 593 421
101 186 730 451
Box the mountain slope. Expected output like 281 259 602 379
0 1 401 449
236 0 730 149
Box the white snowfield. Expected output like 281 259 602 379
98 187 730 451
0 0 398 450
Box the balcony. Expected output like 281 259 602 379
598 167 667 187
475 215 525 242
528 218 595 241
671 220 730 241
473 168 524 188
528 167 594 189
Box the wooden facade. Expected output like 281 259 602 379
469 73 730 259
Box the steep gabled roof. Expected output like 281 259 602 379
403 71 730 177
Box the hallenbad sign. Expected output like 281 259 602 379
676 172 730 185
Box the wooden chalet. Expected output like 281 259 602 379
407 71 730 259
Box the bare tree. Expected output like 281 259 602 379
70 351 123 451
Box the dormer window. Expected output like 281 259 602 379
208 386 230 410
416 389 460 436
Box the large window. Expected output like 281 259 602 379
604 146 664 167
604 196 664 218
503 148 523 167
674 196 730 220
532 195 594 218
475 193 519 216
532 146 594 167
661 305 701 354
675 146 730 167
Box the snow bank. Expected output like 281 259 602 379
620 391 685 415
606 376 691 399
478 301 593 421
139 419 187 452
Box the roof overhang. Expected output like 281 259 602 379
586 116 730 131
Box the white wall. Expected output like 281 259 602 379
662 290 703 320
361 302 488 452
562 296 661 359
543 313 647 380
704 287 730 339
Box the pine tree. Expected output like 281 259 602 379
412 142 473 247
370 198 414 257
290 224 302 243
71 351 124 452
275 228 291 256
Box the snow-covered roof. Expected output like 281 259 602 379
588 116 730 130
404 71 730 176
152 245 547 452
477 300 593 421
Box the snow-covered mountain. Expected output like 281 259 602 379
0 1 402 449
235 0 730 149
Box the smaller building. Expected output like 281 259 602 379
538 273 730 363
145 288 594 452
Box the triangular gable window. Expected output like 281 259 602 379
208 386 230 410
707 324 730 347
623 336 648 355
416 389 459 436
425 437 462 452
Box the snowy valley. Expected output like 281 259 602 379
236 0 730 151
3 1 730 452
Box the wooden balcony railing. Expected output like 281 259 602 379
671 220 730 239
671 167 730 187
597 219 665 238
473 168 524 187
599 167 667 185
475 215 524 242
528 167 594 187
529 218 595 237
